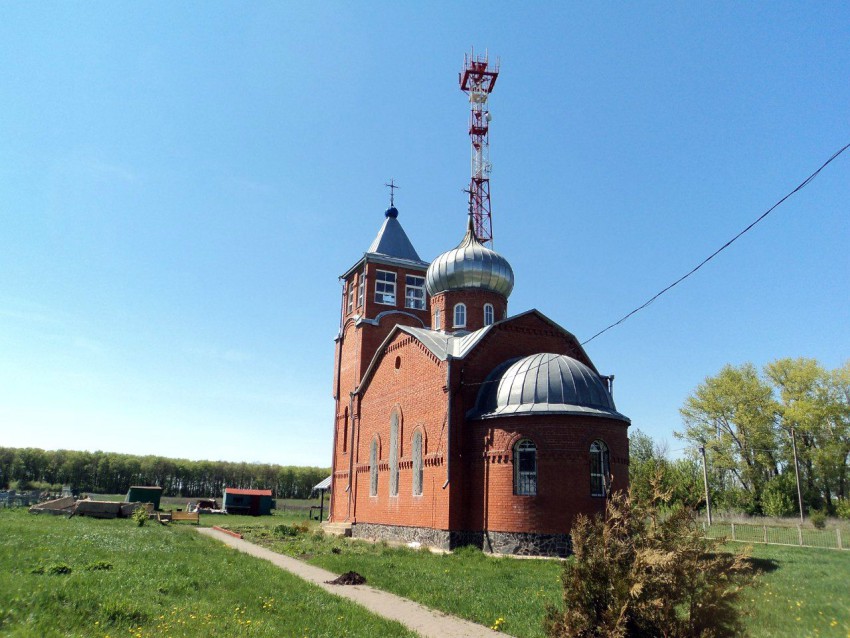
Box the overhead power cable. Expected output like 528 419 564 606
582 141 850 346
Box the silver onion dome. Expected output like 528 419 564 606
426 217 514 297
470 353 629 422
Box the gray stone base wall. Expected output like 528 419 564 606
351 523 572 557
351 522 453 550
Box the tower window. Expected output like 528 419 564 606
434 309 441 330
346 286 354 314
514 439 537 496
370 437 379 496
484 303 494 326
375 270 396 305
590 440 610 497
357 272 365 308
453 303 466 328
405 275 426 310
412 430 423 496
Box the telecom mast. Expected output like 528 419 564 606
459 48 499 248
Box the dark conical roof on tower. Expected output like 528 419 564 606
366 206 423 262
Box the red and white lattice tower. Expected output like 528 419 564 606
459 48 499 248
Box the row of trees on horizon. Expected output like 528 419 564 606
0 447 329 500
3 358 846 516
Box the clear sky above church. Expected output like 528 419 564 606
1 2 848 466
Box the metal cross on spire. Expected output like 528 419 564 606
384 178 399 207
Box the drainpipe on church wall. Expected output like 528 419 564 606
346 391 357 519
442 354 453 489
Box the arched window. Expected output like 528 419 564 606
389 412 399 497
483 303 494 326
453 303 466 328
590 440 610 497
342 407 349 453
434 309 441 330
369 437 379 496
412 430 423 496
514 439 537 496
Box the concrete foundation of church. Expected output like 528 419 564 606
351 522 572 558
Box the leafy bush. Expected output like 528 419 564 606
546 475 754 638
131 506 148 527
809 510 826 529
836 499 850 520
273 524 301 537
762 477 795 517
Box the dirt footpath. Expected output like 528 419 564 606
197 527 496 638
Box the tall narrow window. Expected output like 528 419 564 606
483 303 494 326
453 303 466 328
434 309 441 330
357 272 365 308
342 407 349 453
412 430 423 496
389 412 399 496
405 275 426 310
369 437 379 496
514 439 537 495
590 440 610 497
346 286 354 314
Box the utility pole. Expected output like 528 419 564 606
791 427 805 523
699 445 712 526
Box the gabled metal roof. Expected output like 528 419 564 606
398 324 493 361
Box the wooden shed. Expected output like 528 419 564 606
125 486 163 510
223 488 273 516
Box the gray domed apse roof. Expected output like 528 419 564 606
470 353 630 423
426 217 514 297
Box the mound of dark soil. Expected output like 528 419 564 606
326 571 366 585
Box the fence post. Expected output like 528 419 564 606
838 529 843 551
797 526 803 547
731 523 736 541
763 525 767 544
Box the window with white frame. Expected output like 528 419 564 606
375 270 396 305
370 437 379 496
357 272 365 308
405 275 426 310
514 439 537 496
590 440 610 497
453 303 466 328
389 412 399 497
346 285 354 314
434 309 441 330
412 430 423 496
484 303 494 326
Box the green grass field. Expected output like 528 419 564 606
232 522 850 638
0 508 414 638
3 505 848 638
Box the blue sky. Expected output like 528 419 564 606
1 2 848 466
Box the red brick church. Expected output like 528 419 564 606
327 203 630 556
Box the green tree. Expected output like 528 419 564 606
678 364 779 514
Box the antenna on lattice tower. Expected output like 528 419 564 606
459 47 499 248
